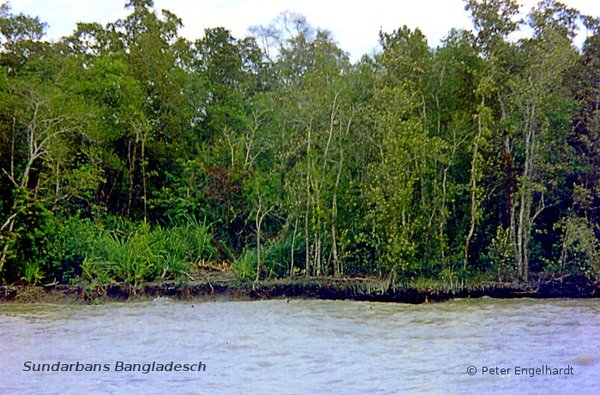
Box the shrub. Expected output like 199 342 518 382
555 216 599 278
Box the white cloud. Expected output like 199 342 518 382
9 0 600 61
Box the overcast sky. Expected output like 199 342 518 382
9 0 600 60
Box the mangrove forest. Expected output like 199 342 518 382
0 0 598 294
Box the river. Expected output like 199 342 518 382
1 298 598 394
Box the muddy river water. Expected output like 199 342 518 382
1 298 598 394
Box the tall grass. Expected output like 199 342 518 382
263 235 299 277
231 249 257 280
76 217 217 292
151 218 218 279
231 235 301 281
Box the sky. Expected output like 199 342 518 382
8 0 600 61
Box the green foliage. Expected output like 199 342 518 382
1 1 598 287
78 219 218 289
555 216 599 277
2 200 56 283
152 218 218 277
21 262 44 285
98 231 156 287
41 216 99 282
231 249 257 281
483 226 516 281
262 235 300 277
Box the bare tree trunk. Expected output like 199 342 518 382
331 147 344 278
244 110 265 168
516 103 536 279
305 123 312 277
331 208 339 277
464 101 484 270
0 211 18 274
141 137 147 225
0 100 65 272
127 138 137 217
309 91 340 278
497 92 522 278
440 128 465 275
255 201 262 282
435 91 447 263
290 217 298 276
315 232 321 277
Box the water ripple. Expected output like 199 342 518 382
0 298 598 394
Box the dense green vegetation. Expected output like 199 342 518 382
0 0 598 289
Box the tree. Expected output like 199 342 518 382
508 1 580 277
0 2 47 74
0 70 96 276
365 26 445 277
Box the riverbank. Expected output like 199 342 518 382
1 269 598 304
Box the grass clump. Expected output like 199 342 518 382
231 249 257 281
74 217 218 293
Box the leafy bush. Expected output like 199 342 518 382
0 206 91 284
483 226 516 281
555 216 599 277
44 216 100 282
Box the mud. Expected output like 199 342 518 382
1 273 598 304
